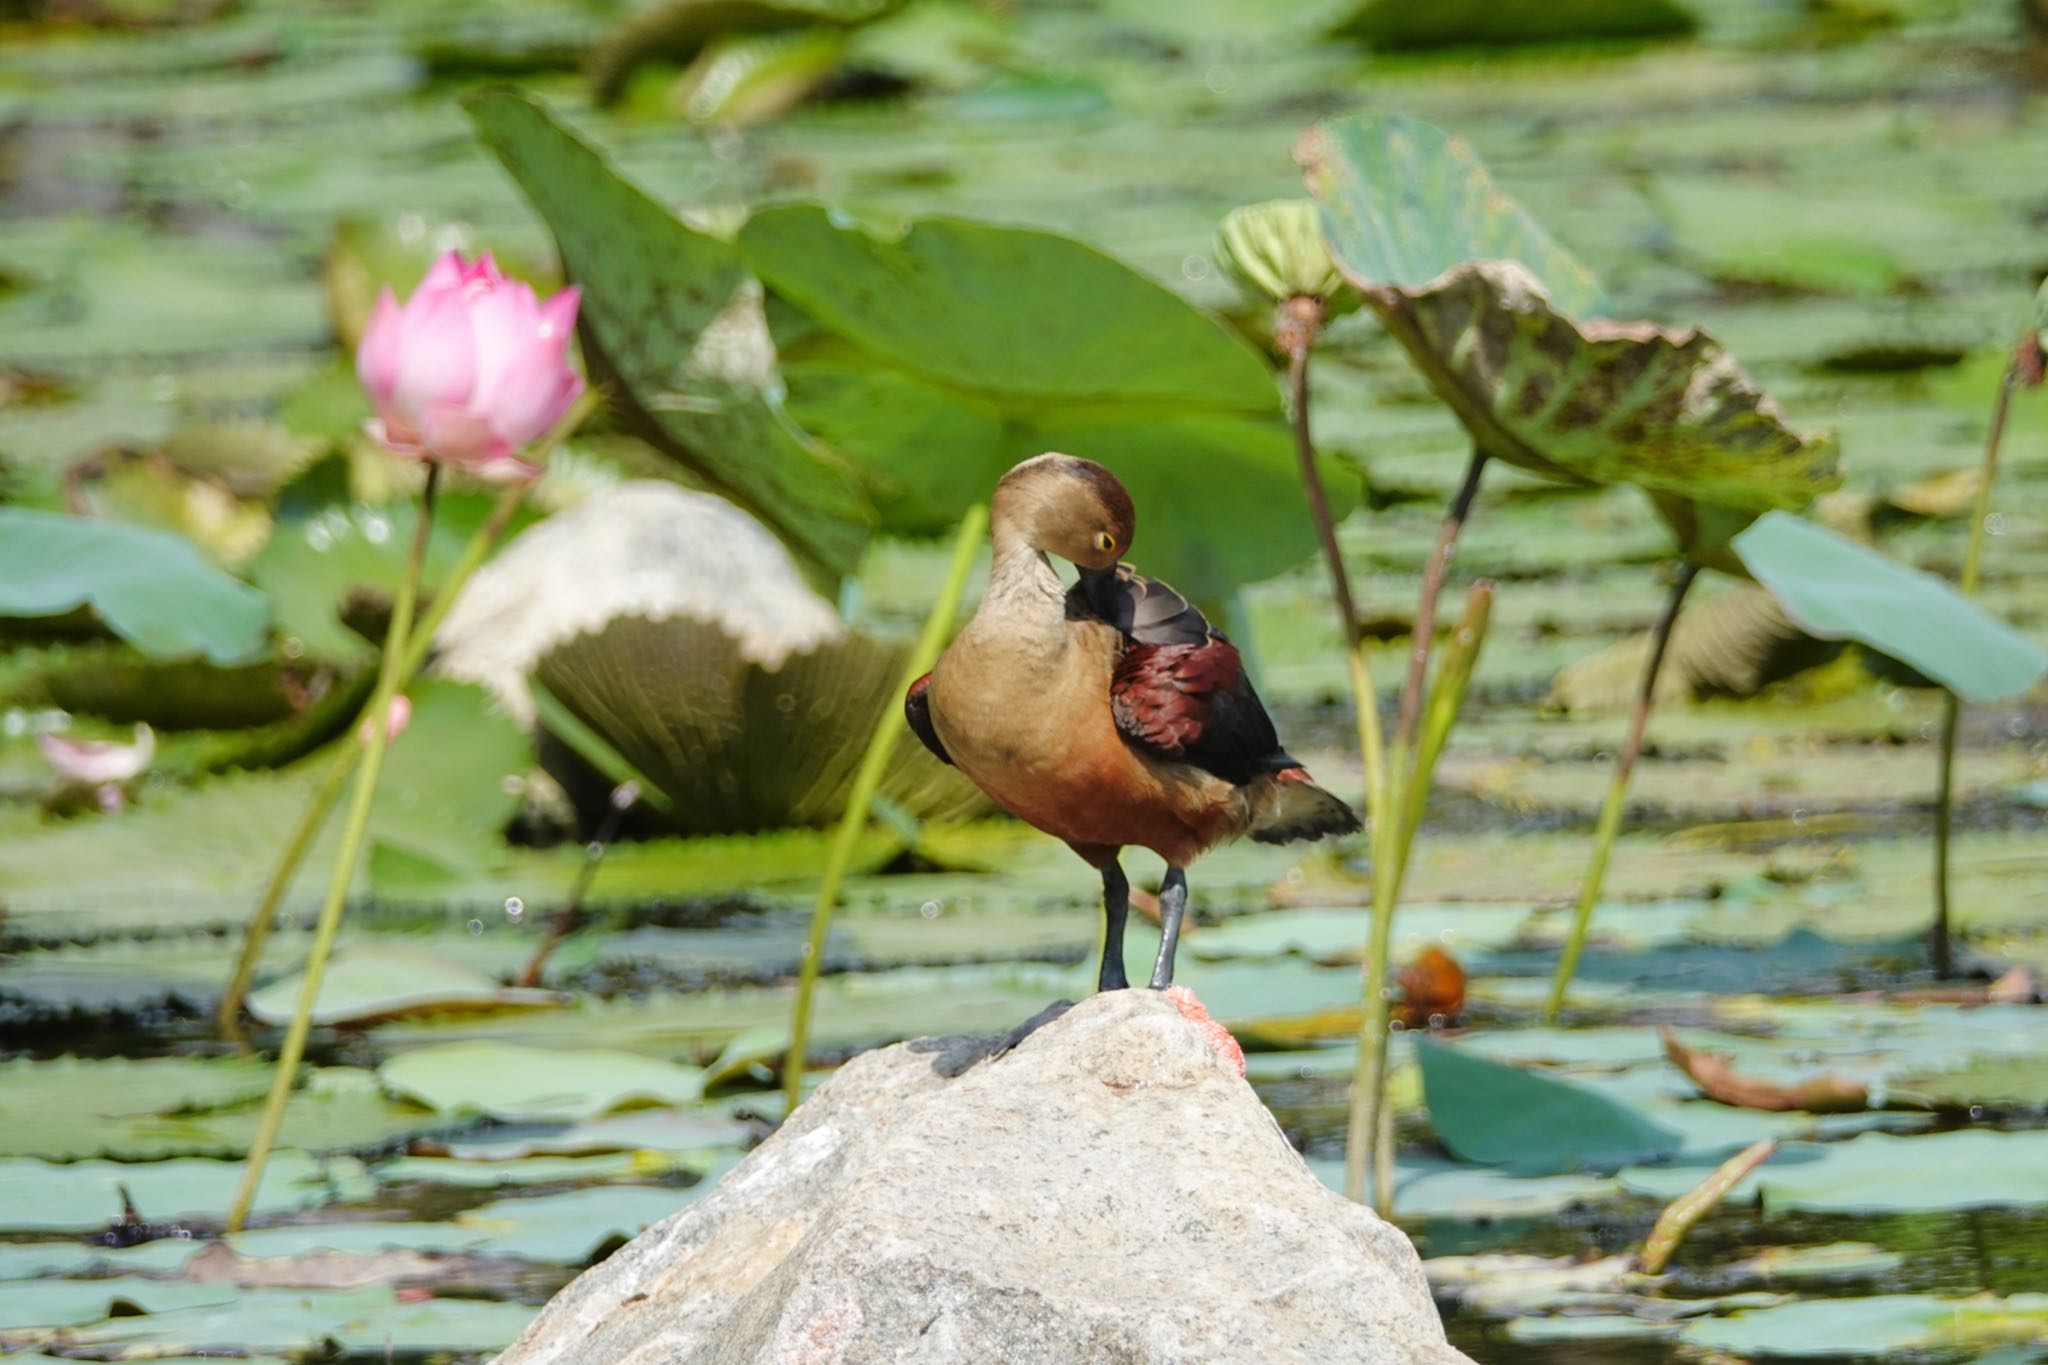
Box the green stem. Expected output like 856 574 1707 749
1932 363 2017 978
520 785 636 988
215 391 599 1043
1545 560 1699 1023
782 504 988 1113
1391 447 1488 756
226 464 440 1233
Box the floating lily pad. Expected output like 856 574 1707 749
247 945 564 1028
453 1184 700 1262
0 1153 370 1233
0 1278 236 1331
1418 1038 1684 1174
0 509 270 664
1733 511 2047 704
379 1041 706 1122
1682 1291 2048 1358
739 202 1350 601
465 89 873 584
43 1285 538 1356
0 1055 271 1160
1620 1130 2048 1212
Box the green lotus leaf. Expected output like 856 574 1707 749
1300 109 1603 318
739 203 1349 599
1343 259 1842 510
464 90 872 585
379 1041 705 1122
1733 511 2047 703
0 509 270 665
1418 1037 1683 1174
534 613 985 836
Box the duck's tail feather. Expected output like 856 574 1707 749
1249 767 1362 845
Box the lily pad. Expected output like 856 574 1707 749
1682 1292 2048 1358
1733 511 2047 704
0 1055 268 1160
1418 1038 1684 1174
247 945 564 1028
464 89 873 585
43 1285 538 1356
0 509 270 664
453 1184 698 1263
739 202 1350 601
0 1153 370 1233
1620 1130 2048 1213
379 1041 706 1122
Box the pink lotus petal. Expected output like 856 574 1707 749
389 287 478 424
463 281 545 419
418 402 503 466
1164 985 1245 1076
461 448 544 484
478 344 582 448
356 694 412 746
37 724 155 786
357 251 581 481
356 288 405 408
537 285 581 342
419 251 468 293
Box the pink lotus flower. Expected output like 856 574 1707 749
38 723 154 812
356 251 583 484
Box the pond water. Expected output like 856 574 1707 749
3 0 2048 1361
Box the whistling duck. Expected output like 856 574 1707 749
906 453 1361 993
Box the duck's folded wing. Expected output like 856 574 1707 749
1110 636 1289 787
904 671 952 765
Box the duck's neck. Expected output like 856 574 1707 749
980 520 1068 629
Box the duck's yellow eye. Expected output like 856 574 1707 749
1095 531 1117 553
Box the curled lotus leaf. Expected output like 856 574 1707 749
534 613 986 835
1363 260 1842 512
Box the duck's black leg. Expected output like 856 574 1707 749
1099 860 1130 992
1148 866 1188 989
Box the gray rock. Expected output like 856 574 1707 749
495 991 1474 1365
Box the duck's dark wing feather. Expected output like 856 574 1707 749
904 671 951 765
1072 566 1294 786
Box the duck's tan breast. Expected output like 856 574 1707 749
927 617 1245 865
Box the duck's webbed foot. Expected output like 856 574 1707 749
1099 860 1130 992
1148 866 1188 990
926 999 1074 1077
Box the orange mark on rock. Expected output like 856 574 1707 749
1164 985 1245 1076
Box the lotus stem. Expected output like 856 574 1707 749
216 391 599 1043
1545 559 1700 1023
227 463 440 1233
783 503 988 1113
1392 446 1488 757
1282 316 1398 1206
1636 1137 1776 1275
520 782 638 988
1932 361 2019 978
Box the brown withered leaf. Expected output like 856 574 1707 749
1661 1027 1869 1113
1395 945 1467 1029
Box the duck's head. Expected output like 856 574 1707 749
991 452 1135 573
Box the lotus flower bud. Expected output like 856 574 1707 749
356 251 584 484
1216 199 1347 307
356 694 412 747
